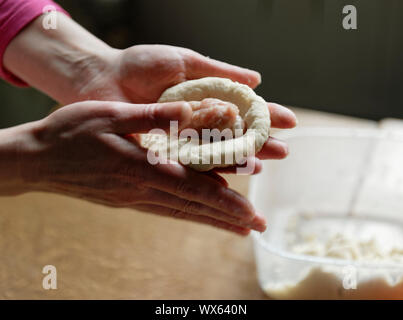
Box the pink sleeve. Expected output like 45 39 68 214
0 0 68 87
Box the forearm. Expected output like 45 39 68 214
3 12 118 105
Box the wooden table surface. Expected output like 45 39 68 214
0 108 378 299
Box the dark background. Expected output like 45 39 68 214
1 0 402 128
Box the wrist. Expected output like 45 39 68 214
0 121 44 195
68 46 122 104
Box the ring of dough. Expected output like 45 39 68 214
138 77 270 171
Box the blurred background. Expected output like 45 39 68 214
1 0 402 128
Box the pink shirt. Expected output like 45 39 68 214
0 0 67 86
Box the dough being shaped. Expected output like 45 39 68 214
138 77 270 171
186 98 243 135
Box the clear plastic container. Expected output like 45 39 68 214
249 128 403 299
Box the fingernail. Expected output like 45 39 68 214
267 138 288 157
281 107 297 127
279 141 289 156
256 72 262 84
157 102 192 130
281 105 296 118
248 213 267 232
255 211 266 219
271 104 297 127
247 222 267 233
252 71 262 85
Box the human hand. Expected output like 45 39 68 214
87 44 261 104
12 100 266 235
4 14 296 173
78 44 298 171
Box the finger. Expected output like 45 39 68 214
268 103 297 129
255 137 289 160
134 203 251 236
182 50 261 89
213 157 262 175
145 161 257 222
142 188 266 232
108 101 192 134
203 171 229 187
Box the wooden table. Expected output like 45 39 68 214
0 108 378 299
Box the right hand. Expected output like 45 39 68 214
18 100 266 235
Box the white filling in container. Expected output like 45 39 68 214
249 128 403 299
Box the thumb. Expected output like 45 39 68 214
111 101 192 134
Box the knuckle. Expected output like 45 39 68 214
91 103 121 119
113 192 137 207
175 180 194 197
168 208 186 219
209 219 222 228
143 104 158 128
113 158 148 184
181 48 199 62
110 182 150 207
91 104 122 131
181 200 200 214
102 103 120 116
102 104 128 126
114 191 143 207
